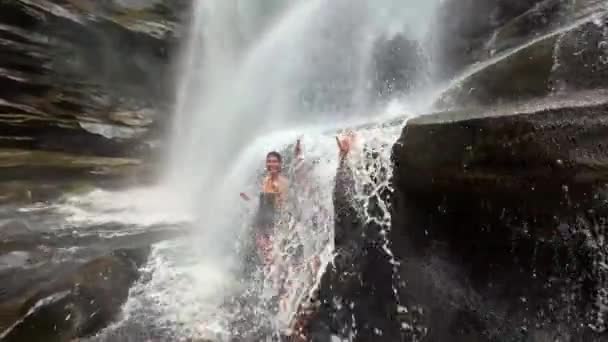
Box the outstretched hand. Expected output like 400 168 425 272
336 131 355 158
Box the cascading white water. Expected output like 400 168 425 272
147 0 441 339
35 1 441 341
165 0 439 201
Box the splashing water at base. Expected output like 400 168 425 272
37 106 415 341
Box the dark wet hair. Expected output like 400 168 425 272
266 151 282 163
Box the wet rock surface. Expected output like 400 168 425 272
432 0 606 106
299 152 402 342
391 91 608 341
0 147 159 206
436 12 608 108
294 90 608 341
0 248 149 342
431 0 549 79
551 14 608 93
0 0 189 182
0 212 186 341
403 89 608 192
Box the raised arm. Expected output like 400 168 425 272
334 133 356 200
288 138 309 186
333 132 360 247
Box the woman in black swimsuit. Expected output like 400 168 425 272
240 151 288 265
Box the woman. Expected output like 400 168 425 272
240 150 289 265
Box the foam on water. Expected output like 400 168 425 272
53 187 194 228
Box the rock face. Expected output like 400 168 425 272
0 0 189 181
431 0 607 107
0 247 150 341
0 222 185 341
431 0 550 79
551 14 608 93
437 12 608 108
390 91 608 340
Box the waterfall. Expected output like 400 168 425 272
13 0 608 340
48 0 442 340
164 0 439 205
149 0 442 339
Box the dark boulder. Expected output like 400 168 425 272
0 220 185 340
408 90 608 193
390 91 608 340
0 247 150 342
